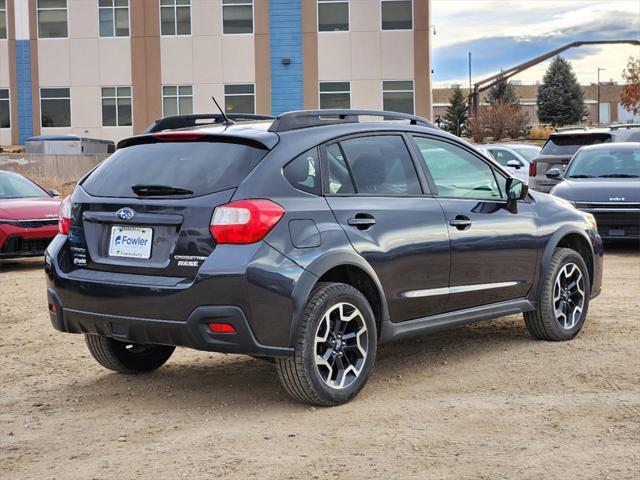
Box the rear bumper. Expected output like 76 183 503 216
44 235 310 355
47 289 291 356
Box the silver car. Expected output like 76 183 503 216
482 144 541 184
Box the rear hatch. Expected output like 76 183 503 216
66 134 270 279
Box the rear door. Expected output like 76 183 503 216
69 138 268 278
410 135 539 312
323 133 451 321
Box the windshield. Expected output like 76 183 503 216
540 134 611 156
511 147 540 161
566 148 640 179
82 141 267 198
0 172 49 199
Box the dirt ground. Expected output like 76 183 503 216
1 246 639 480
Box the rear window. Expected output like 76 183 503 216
82 141 267 198
540 134 611 156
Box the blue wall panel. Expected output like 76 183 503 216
15 40 33 144
269 0 303 115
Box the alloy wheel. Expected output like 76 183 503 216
553 263 586 330
314 302 369 390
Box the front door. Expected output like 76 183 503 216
323 134 451 321
411 135 539 312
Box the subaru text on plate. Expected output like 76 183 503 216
45 110 603 406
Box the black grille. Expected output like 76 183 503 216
0 236 53 257
576 202 640 210
592 212 640 238
16 219 58 228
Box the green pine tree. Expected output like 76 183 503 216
486 78 519 107
537 57 587 126
444 86 467 136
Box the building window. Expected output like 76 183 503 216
98 0 129 37
224 84 255 114
162 85 193 116
222 0 253 34
102 87 132 126
381 0 412 30
37 0 68 38
319 82 350 109
160 0 191 36
382 81 414 114
41 88 71 127
0 89 9 128
0 0 7 39
318 0 348 32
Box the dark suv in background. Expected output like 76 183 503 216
529 125 640 192
45 110 603 406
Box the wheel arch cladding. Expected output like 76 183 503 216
544 229 594 292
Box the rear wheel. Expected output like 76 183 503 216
275 282 377 406
524 248 590 341
84 334 175 374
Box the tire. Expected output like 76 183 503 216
84 334 175 374
524 247 591 341
275 282 378 406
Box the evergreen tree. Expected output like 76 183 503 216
486 78 519 107
537 57 587 126
444 86 467 136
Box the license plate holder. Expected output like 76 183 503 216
108 226 153 259
608 228 625 237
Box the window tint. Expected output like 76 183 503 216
224 84 255 114
414 136 504 200
99 0 129 37
284 148 321 195
222 0 253 34
381 0 412 30
319 82 350 109
41 88 71 127
38 0 68 38
540 134 612 155
488 149 520 167
329 136 421 195
102 87 132 126
82 142 266 198
327 143 355 194
383 81 414 114
160 0 191 36
0 88 9 128
318 0 348 32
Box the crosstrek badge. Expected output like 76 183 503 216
108 226 153 259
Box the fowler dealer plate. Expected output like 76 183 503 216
108 226 153 259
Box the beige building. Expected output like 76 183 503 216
433 83 638 126
0 0 433 146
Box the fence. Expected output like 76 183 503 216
0 154 108 183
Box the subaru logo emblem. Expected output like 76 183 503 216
116 207 135 221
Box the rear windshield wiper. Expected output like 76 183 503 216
598 174 639 178
131 184 194 196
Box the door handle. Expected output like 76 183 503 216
348 214 376 230
449 215 472 230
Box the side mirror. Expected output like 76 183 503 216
545 168 562 179
506 177 528 214
48 189 60 197
506 159 521 169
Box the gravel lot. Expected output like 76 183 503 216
1 246 639 479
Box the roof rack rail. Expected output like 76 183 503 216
145 113 275 133
268 109 436 133
609 123 640 130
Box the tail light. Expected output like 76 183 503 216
58 195 72 235
210 199 284 244
529 161 537 177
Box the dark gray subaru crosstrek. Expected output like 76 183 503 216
45 110 603 406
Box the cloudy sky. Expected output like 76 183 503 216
431 0 640 88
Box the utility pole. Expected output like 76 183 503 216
468 52 472 95
597 67 605 124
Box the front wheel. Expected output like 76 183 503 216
85 334 175 374
524 247 591 341
275 283 377 406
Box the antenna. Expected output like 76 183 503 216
211 96 234 126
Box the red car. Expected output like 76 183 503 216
0 171 61 258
